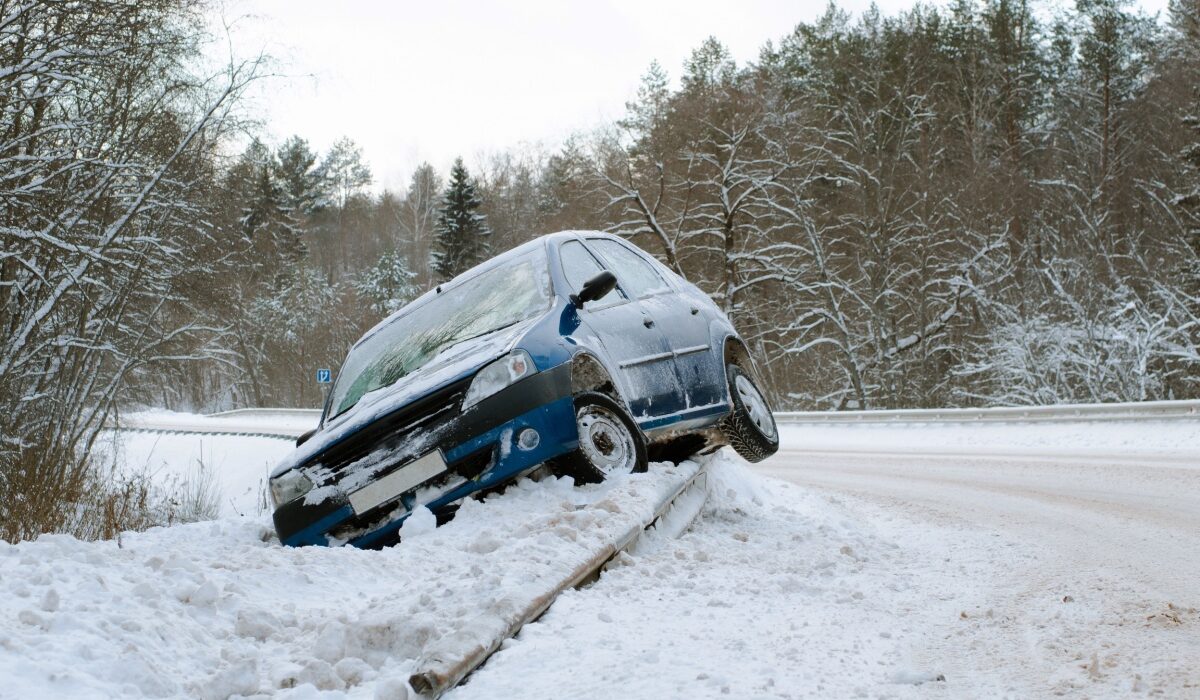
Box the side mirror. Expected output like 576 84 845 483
570 270 618 307
296 428 316 447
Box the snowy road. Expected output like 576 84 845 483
756 449 1200 698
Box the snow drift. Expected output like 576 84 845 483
0 460 700 699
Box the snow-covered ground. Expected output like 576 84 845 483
453 422 1200 699
4 414 1198 699
93 429 294 517
755 449 1200 698
0 460 702 699
449 455 965 699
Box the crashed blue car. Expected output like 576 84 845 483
269 231 778 547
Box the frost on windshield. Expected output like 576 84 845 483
330 255 549 417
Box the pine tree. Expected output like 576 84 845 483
1170 0 1200 235
432 158 491 281
228 140 306 278
620 61 672 147
1076 0 1158 182
355 249 419 316
682 37 736 95
275 136 322 216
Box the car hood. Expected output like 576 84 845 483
272 317 538 478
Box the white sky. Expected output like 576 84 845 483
220 0 1171 193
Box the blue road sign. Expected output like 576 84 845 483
316 368 332 384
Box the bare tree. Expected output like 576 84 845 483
398 162 442 288
0 0 265 541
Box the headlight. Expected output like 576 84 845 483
462 350 537 410
270 469 314 507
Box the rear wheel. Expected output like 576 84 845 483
550 392 647 484
720 364 779 462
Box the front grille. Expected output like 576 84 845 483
305 377 471 482
326 443 497 545
448 444 495 481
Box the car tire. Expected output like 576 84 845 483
720 364 779 463
550 392 647 484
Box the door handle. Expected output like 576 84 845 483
643 317 655 328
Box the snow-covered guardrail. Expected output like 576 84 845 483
107 399 1200 443
408 461 711 697
107 408 321 440
775 399 1200 424
207 407 324 419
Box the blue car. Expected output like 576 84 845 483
269 231 778 547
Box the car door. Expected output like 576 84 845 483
585 237 725 411
557 239 683 421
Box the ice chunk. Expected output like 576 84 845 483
399 506 436 539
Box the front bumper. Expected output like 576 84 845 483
273 362 575 548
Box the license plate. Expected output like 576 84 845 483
348 451 447 515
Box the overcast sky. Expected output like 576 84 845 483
222 0 1171 193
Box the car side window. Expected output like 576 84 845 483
559 240 606 294
588 239 669 299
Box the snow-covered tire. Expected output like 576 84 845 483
550 392 647 485
720 365 779 463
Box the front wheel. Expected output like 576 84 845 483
549 392 647 485
720 365 779 462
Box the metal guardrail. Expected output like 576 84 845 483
109 426 305 440
105 408 321 440
775 399 1200 424
408 462 711 697
207 408 323 419
106 400 1200 442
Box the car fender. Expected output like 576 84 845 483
538 299 643 415
711 325 758 405
523 313 644 440
566 349 622 402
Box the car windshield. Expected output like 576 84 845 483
328 254 549 418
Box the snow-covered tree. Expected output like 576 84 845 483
476 149 546 252
1168 0 1200 250
397 163 442 287
432 158 492 281
228 140 306 270
275 136 324 217
0 0 263 541
319 137 373 208
356 250 419 316
239 268 359 407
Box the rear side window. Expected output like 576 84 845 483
559 240 606 293
588 239 669 299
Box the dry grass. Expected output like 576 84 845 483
1 436 222 545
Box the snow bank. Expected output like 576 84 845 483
449 450 967 700
0 462 699 699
